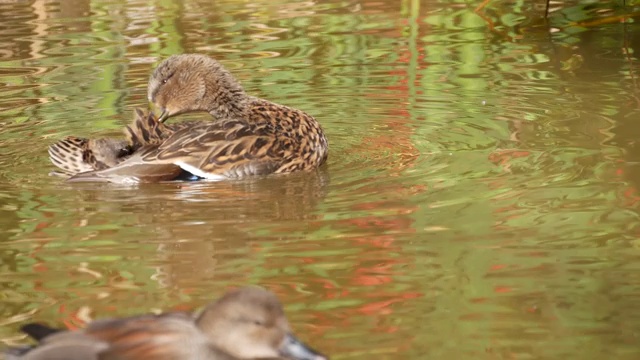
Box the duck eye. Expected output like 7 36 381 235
253 320 265 326
160 71 175 85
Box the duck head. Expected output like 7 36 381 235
197 287 327 360
147 54 247 122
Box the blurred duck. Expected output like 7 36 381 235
48 54 328 184
6 286 327 360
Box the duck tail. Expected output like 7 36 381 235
3 324 63 359
21 323 62 341
48 136 95 175
125 108 172 149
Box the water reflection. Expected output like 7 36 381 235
1 0 640 359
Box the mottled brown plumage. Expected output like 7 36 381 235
48 137 131 175
7 287 327 360
124 108 198 149
48 109 189 183
49 54 328 184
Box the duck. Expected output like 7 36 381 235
6 286 328 360
48 54 328 184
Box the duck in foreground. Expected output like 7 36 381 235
6 286 328 360
48 54 328 184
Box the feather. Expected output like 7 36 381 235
48 137 130 175
67 152 184 184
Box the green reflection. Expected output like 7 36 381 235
0 0 639 359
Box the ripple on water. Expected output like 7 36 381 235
2 0 640 359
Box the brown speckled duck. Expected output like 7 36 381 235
6 287 327 360
48 54 328 184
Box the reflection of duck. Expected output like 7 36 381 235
7 287 327 360
48 54 328 184
36 166 330 290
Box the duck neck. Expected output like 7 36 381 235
207 90 249 119
205 67 249 119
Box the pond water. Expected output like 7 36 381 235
1 0 640 358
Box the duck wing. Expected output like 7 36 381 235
68 119 283 183
86 313 232 360
66 149 184 184
144 119 283 179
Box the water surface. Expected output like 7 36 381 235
1 0 640 359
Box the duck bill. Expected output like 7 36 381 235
149 102 169 123
156 109 169 123
279 333 327 360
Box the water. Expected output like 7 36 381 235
1 0 640 358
